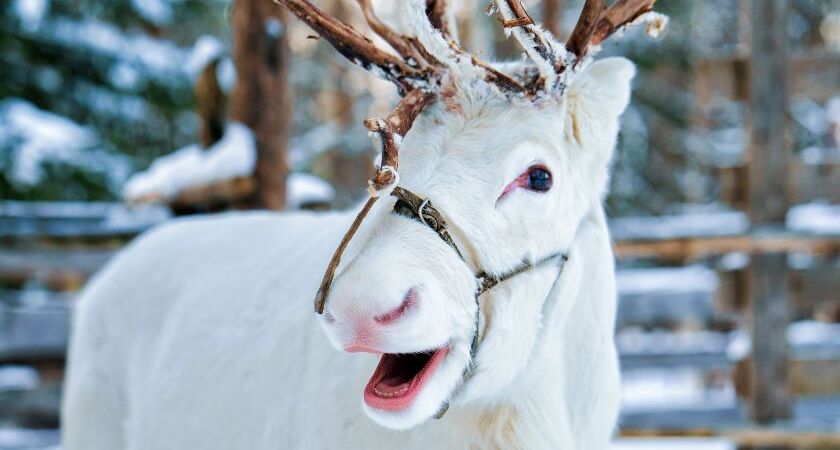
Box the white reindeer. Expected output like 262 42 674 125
62 1 665 448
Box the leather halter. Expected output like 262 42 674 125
389 185 568 418
390 186 568 303
314 184 569 417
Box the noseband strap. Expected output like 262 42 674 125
390 186 567 301
392 186 464 261
314 184 569 418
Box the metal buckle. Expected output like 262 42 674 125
418 198 431 227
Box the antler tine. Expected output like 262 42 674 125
314 89 435 315
590 0 658 46
355 0 434 69
425 0 454 41
494 0 563 90
566 0 607 61
364 89 435 182
275 0 421 93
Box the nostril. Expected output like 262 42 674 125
374 288 417 325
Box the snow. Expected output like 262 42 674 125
131 0 173 26
13 0 48 31
286 173 336 209
0 99 130 187
631 12 670 39
0 427 737 450
123 123 336 209
617 265 718 296
186 35 226 79
288 124 343 169
793 98 831 137
71 82 152 123
726 330 751 361
621 367 735 412
616 266 720 328
823 12 840 51
123 122 256 201
827 96 840 130
788 320 840 349
728 320 840 361
108 61 141 91
801 146 840 165
612 438 734 450
47 18 190 83
0 99 93 184
217 57 237 93
786 202 840 235
618 329 731 358
0 428 60 450
0 201 170 237
0 366 39 391
719 252 749 271
610 210 749 241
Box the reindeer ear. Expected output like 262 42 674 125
565 57 636 148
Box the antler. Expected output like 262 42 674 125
493 0 662 91
591 0 663 45
565 0 607 61
312 90 433 314
425 0 454 41
276 0 666 313
276 0 445 313
494 0 565 90
276 0 429 93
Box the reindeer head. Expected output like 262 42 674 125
277 0 665 430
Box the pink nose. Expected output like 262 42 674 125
340 288 418 353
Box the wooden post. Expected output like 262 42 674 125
229 0 291 210
746 0 792 425
195 58 226 149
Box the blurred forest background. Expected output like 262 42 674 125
2 0 839 212
1 0 839 449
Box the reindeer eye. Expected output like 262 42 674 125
527 167 552 192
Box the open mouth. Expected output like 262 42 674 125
364 347 449 411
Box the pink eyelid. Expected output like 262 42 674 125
497 165 551 202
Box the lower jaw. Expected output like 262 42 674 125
363 347 449 412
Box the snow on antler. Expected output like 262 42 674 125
493 0 567 91
277 0 666 106
491 0 664 95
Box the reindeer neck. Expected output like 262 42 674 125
457 202 617 448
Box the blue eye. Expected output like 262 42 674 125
527 167 552 192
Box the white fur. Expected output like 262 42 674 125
62 57 635 449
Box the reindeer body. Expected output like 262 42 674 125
63 0 664 447
63 73 625 448
61 210 618 450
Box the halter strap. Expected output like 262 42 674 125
391 186 464 261
391 186 567 299
388 186 569 419
313 184 569 419
476 253 568 296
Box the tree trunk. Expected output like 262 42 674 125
229 0 291 210
746 0 792 425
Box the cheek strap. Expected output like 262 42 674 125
313 180 570 420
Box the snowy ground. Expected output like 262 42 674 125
0 427 735 450
612 438 734 450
